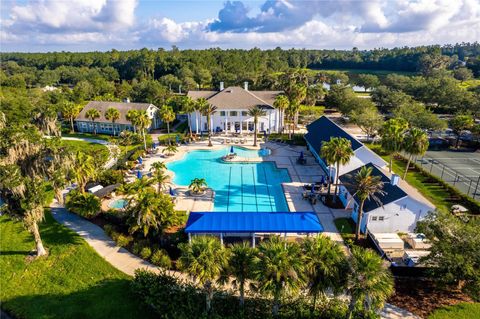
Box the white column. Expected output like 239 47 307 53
225 112 228 132
252 233 256 248
188 233 192 243
268 111 272 133
211 116 214 133
220 233 224 246
195 111 199 134
240 111 243 134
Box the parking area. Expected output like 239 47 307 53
415 150 480 200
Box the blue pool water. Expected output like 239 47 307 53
167 146 291 212
109 199 127 209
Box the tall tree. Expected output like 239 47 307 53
85 108 101 135
403 128 429 179
126 109 140 133
150 163 168 194
355 74 380 91
105 107 120 136
248 106 266 147
320 137 354 196
449 114 474 148
127 188 174 236
201 103 217 147
159 105 175 134
73 151 96 194
178 236 229 314
348 166 385 241
195 98 209 135
223 241 257 307
253 236 305 316
380 118 409 172
61 101 82 133
136 110 151 151
302 236 348 314
350 106 383 141
273 95 289 133
347 246 394 319
181 96 196 138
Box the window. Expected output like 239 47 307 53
378 216 384 221
371 216 378 221
230 111 238 116
220 111 226 116
241 111 248 116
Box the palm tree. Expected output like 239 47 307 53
248 106 266 147
347 246 394 319
65 190 101 218
201 103 217 147
136 110 152 151
224 241 257 307
349 166 385 241
160 105 176 134
73 151 96 194
50 168 68 205
105 107 120 136
162 144 177 156
182 96 196 137
196 98 209 136
150 165 169 194
61 101 82 133
151 161 167 171
320 137 354 196
189 177 207 194
403 128 429 179
178 236 229 313
127 189 174 236
273 95 289 133
253 236 305 316
380 118 408 172
126 109 140 133
85 108 101 134
302 235 349 313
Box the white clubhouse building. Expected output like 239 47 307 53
187 82 283 134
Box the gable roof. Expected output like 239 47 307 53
187 86 282 110
76 101 156 125
305 116 363 154
185 211 323 233
339 163 408 213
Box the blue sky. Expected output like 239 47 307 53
1 0 479 52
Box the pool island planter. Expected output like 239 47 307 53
185 211 323 246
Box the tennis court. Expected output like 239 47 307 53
415 150 480 199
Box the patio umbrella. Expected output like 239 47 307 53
152 142 157 149
311 183 315 193
320 175 325 184
176 135 180 144
136 170 142 179
299 151 304 159
138 157 143 164
263 131 267 138
169 187 175 196
230 146 234 153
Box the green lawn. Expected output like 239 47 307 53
428 302 480 319
334 218 355 242
60 140 110 165
62 132 113 141
0 212 155 319
366 144 452 212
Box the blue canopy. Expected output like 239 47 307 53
185 211 323 233
138 157 143 164
230 146 234 153
136 170 142 179
169 187 175 196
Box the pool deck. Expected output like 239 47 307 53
140 139 348 245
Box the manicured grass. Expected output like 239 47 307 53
62 132 113 141
0 212 155 319
428 302 480 319
366 144 452 212
60 140 110 164
334 217 355 242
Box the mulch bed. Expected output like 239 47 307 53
388 278 473 318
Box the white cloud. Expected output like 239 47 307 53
1 0 479 51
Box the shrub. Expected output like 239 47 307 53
129 149 145 161
103 224 116 237
150 249 172 269
132 241 144 255
65 190 101 218
116 234 133 247
140 247 152 260
97 169 124 185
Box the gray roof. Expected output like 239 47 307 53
76 101 156 125
187 86 282 110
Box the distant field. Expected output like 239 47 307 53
308 68 417 76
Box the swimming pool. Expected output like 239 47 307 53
167 146 291 212
109 199 127 209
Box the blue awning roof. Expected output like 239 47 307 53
185 212 323 233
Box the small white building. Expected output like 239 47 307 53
338 163 435 233
187 82 283 134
